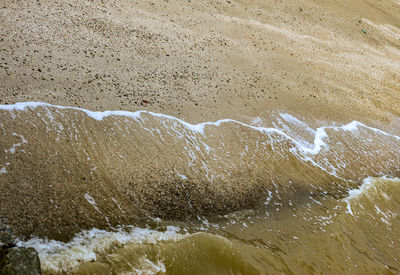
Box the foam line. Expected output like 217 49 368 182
343 176 400 216
1 102 399 158
17 225 186 272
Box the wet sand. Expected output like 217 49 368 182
1 0 399 126
1 103 399 239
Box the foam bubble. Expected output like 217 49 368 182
344 177 400 216
84 193 101 214
1 102 399 181
17 226 188 273
1 102 399 155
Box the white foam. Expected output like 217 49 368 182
374 205 391 225
251 117 263 126
84 193 101 214
344 177 374 215
344 177 400 216
4 132 28 154
2 102 399 147
279 113 315 134
111 197 126 214
17 226 187 273
1 102 399 178
177 173 188 180
0 167 6 174
131 258 166 275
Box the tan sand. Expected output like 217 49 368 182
1 0 399 126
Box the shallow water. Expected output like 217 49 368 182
1 103 399 274
20 176 400 274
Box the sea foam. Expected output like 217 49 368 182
17 225 186 273
1 101 399 157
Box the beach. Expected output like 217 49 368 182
1 0 399 126
1 0 400 274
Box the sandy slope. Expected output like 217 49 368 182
0 0 399 126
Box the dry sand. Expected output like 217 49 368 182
1 0 399 126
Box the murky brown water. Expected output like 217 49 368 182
24 177 400 274
1 103 400 274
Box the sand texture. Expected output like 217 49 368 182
1 0 399 125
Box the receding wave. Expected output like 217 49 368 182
18 176 400 274
18 225 186 273
1 102 400 242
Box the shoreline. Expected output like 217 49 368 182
0 0 399 273
1 103 399 240
14 176 400 274
1 0 399 126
